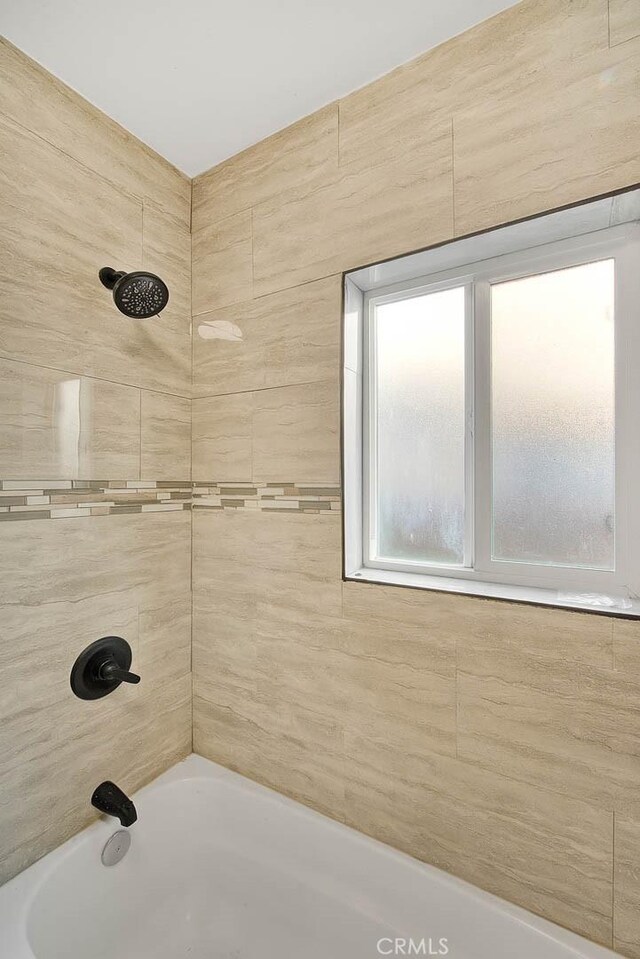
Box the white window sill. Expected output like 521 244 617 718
346 566 640 618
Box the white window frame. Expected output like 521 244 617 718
345 221 640 615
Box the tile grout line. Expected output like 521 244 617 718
191 377 338 400
611 617 616 670
611 808 616 949
454 631 460 759
250 206 256 290
451 117 457 236
0 353 191 400
190 270 343 318
189 177 195 753
0 111 147 210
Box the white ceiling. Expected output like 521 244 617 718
0 0 522 177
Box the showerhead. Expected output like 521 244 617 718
99 267 169 319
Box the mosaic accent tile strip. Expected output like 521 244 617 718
0 481 342 520
192 482 342 514
0 481 192 521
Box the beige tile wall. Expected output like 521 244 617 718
0 35 192 481
0 41 192 881
192 380 339 484
191 1 640 955
0 39 191 399
0 39 190 224
141 392 192 480
609 0 640 47
192 276 341 397
0 511 192 884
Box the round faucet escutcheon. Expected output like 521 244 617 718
70 636 140 700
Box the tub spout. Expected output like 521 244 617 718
91 781 137 827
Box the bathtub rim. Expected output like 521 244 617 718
0 753 620 959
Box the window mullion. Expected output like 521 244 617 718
362 295 377 565
615 233 640 596
464 283 475 567
472 279 492 573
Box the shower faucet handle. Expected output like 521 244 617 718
70 636 141 700
97 660 140 685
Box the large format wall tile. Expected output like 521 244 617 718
194 603 346 821
192 393 253 482
252 380 339 484
613 617 640 671
194 695 263 784
0 116 190 395
453 40 640 234
192 210 253 314
0 593 139 722
142 203 192 338
139 597 192 686
615 817 640 957
193 509 343 617
193 512 345 820
0 39 190 224
193 589 258 708
252 120 453 295
192 105 339 228
193 379 340 484
254 603 347 722
342 579 477 637
456 646 640 817
610 0 640 46
454 598 614 668
339 0 606 173
220 699 346 822
339 615 456 759
342 733 613 945
195 688 346 823
193 276 341 397
0 358 140 479
0 510 191 607
141 391 191 480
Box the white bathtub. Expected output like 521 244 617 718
0 754 620 959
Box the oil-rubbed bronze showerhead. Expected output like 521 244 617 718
99 267 169 319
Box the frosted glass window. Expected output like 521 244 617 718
373 287 466 564
491 259 615 569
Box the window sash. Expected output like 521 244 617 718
362 227 637 596
363 276 474 571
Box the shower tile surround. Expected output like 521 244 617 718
189 1 640 957
0 37 192 886
1 0 640 956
